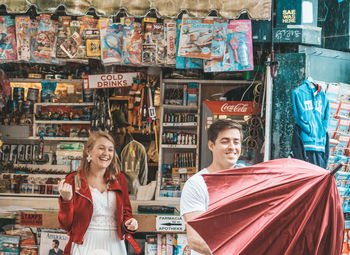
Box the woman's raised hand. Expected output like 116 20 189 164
58 179 73 201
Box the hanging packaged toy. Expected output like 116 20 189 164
56 16 72 58
99 18 123 65
15 16 31 61
175 18 203 69
32 14 58 63
142 17 164 65
210 19 228 61
0 16 17 60
178 17 214 59
204 19 253 72
80 16 99 59
122 17 142 65
165 19 177 65
60 19 81 59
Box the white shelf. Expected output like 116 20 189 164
163 122 197 127
35 102 93 106
1 173 66 178
161 144 197 149
156 196 180 202
0 193 59 198
9 78 83 83
35 120 91 124
163 105 198 110
27 136 88 141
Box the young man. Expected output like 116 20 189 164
48 239 63 255
180 119 243 255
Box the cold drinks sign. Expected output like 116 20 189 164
83 72 138 89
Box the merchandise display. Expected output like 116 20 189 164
0 4 272 255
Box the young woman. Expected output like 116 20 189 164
58 130 139 255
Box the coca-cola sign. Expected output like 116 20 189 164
204 101 254 115
220 103 249 113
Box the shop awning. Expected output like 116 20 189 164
0 0 271 20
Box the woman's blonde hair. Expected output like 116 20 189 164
78 130 121 180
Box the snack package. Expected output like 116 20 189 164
41 80 57 103
122 17 142 65
0 16 17 60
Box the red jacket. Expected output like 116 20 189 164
58 170 140 254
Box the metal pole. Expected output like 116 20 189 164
264 57 273 162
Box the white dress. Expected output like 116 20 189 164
71 187 127 255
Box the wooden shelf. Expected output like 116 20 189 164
163 122 197 127
162 105 198 110
109 96 129 101
161 144 196 149
9 78 83 83
0 193 59 198
27 136 88 141
35 102 93 106
35 120 90 124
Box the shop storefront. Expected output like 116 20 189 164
1 0 348 254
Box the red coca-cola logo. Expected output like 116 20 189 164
220 103 249 113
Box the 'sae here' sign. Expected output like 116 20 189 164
83 72 138 90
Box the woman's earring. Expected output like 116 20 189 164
87 155 92 163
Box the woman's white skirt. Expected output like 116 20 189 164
71 228 127 255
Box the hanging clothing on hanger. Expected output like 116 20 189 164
291 78 330 168
120 139 148 195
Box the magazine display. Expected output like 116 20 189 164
204 19 254 72
0 235 20 255
0 16 17 60
39 231 68 255
178 17 214 59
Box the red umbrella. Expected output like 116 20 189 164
188 158 344 255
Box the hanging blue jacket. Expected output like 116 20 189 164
292 79 330 152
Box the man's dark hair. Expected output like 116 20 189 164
207 119 243 143
53 239 59 246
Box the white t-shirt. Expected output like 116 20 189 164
180 164 245 255
180 168 209 255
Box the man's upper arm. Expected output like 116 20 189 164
180 177 208 216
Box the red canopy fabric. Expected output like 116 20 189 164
188 158 344 255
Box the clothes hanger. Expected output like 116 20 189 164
307 76 320 91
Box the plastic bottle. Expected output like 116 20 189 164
237 40 250 68
38 135 44 160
